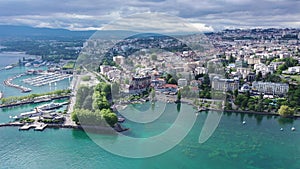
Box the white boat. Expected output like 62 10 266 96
13 108 43 119
37 102 63 111
4 65 13 70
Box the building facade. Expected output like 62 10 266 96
211 76 239 92
252 81 289 95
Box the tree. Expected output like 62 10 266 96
82 96 93 110
101 109 118 127
71 110 79 123
177 90 182 102
151 54 157 61
234 89 239 98
165 74 172 82
256 71 262 81
151 88 156 101
168 78 177 84
278 105 294 117
228 54 236 63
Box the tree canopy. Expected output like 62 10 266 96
278 105 294 117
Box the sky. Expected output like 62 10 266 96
0 0 299 32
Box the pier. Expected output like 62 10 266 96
0 94 70 108
3 73 32 93
22 73 72 87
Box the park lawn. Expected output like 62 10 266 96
63 61 75 69
290 75 300 83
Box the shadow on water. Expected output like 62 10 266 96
254 114 263 125
177 103 181 113
131 102 151 111
277 117 295 126
224 111 232 117
151 102 155 111
72 129 90 140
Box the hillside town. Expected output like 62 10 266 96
94 28 300 116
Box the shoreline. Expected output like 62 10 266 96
0 122 129 132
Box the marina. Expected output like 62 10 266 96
22 73 72 87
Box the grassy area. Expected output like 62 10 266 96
63 61 75 69
81 75 91 81
290 75 300 83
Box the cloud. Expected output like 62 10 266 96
0 0 299 31
102 13 213 33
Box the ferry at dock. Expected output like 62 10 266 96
37 102 64 111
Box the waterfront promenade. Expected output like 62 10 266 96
0 94 71 108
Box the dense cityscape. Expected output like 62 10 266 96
0 26 300 168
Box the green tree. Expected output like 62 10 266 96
151 54 157 61
168 78 177 84
256 71 262 81
177 90 182 102
234 89 238 98
101 109 118 127
278 105 294 117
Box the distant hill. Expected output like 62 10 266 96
0 25 143 40
0 25 96 40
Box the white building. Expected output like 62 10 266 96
211 76 239 92
236 68 252 79
113 55 125 65
252 81 289 95
287 66 300 74
195 67 208 75
254 63 273 76
99 65 113 75
178 78 188 87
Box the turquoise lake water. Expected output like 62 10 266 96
0 53 299 169
0 53 71 97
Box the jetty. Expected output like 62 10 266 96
0 94 70 108
3 73 32 93
34 124 48 131
22 73 72 87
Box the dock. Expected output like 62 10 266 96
19 123 36 130
22 73 72 87
34 124 48 131
18 123 48 131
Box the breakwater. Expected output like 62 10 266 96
0 95 70 108
3 73 32 93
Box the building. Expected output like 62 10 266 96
113 55 125 65
178 78 188 87
100 65 113 75
235 60 247 68
252 81 289 95
254 63 273 76
240 83 250 93
287 66 300 74
246 72 256 82
125 75 151 94
269 62 284 71
211 76 239 92
195 67 208 75
246 57 261 65
236 67 252 79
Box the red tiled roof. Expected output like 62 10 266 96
164 84 178 88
